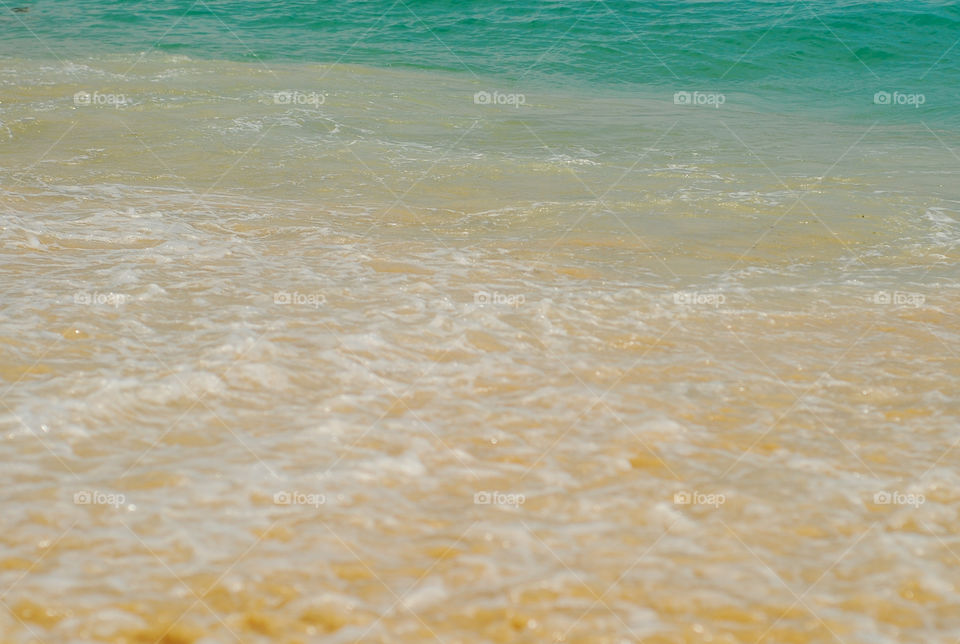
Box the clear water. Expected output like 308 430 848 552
3 0 959 124
1 2 960 643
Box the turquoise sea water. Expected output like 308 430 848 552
3 0 959 125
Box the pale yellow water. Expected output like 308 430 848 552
2 56 960 643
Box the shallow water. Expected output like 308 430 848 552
2 38 960 644
3 0 958 127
